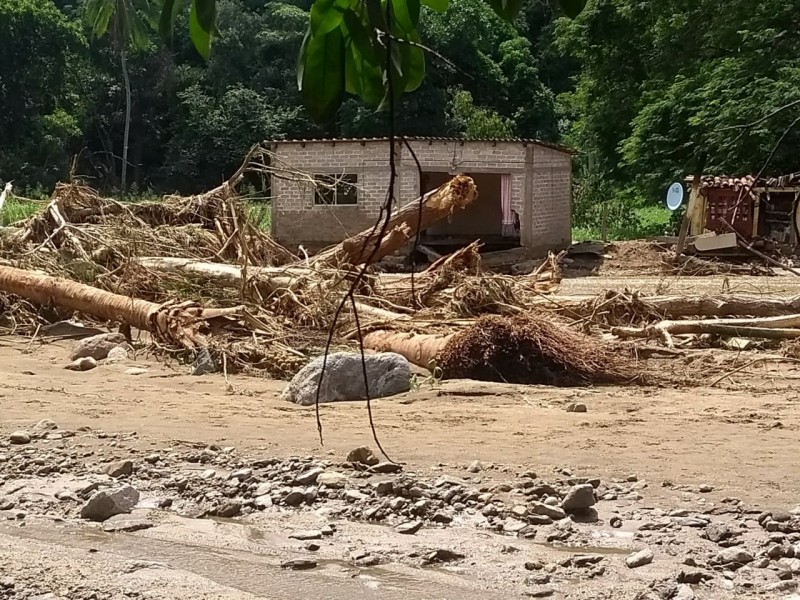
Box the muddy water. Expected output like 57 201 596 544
0 519 508 599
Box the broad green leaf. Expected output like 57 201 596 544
195 0 217 34
344 42 384 105
84 0 115 37
400 35 424 92
342 9 379 66
301 28 346 122
159 0 184 42
391 0 420 32
486 0 523 22
297 28 311 90
189 0 211 58
310 0 344 35
420 0 448 12
558 0 586 18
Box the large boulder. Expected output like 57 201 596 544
280 352 411 406
80 485 140 522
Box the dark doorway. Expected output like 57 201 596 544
419 171 520 252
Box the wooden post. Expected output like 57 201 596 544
676 173 701 256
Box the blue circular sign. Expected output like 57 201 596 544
666 183 684 211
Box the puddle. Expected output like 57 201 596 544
0 520 505 600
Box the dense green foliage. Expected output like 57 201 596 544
2 0 800 240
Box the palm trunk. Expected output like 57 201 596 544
120 43 131 192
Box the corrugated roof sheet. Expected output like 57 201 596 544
266 136 575 155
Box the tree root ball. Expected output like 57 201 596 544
437 314 641 386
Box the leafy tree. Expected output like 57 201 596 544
447 90 514 137
85 0 157 190
0 0 87 190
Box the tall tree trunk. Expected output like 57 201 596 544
120 43 131 192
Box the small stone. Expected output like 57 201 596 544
80 485 140 522
305 542 320 551
230 468 253 481
752 557 770 569
395 520 423 535
425 549 465 563
289 530 323 541
704 522 733 543
561 484 596 513
295 467 324 485
370 462 402 474
215 501 241 518
779 557 800 573
102 515 153 533
713 548 753 568
674 584 695 600
526 514 553 525
566 402 587 413
610 516 623 528
467 460 482 473
572 555 604 568
431 512 453 524
344 489 368 502
374 480 393 496
523 586 555 598
317 471 348 488
625 548 654 569
105 346 129 363
525 573 551 585
530 502 567 521
525 561 544 571
32 419 57 435
65 356 98 371
284 490 305 506
511 505 529 519
281 559 317 570
699 484 714 493
255 494 273 509
321 525 335 536
105 460 133 478
677 570 711 584
124 368 148 376
200 469 216 480
346 446 380 466
9 431 31 445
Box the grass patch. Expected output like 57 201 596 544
2 197 45 226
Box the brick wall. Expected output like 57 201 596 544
270 139 571 255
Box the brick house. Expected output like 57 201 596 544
267 137 573 256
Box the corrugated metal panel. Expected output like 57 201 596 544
265 136 575 155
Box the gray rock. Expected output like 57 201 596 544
281 559 317 570
9 431 31 445
191 348 218 376
105 460 133 478
280 352 411 406
347 446 379 465
698 484 714 493
32 419 57 436
674 585 695 600
284 490 305 506
714 548 753 568
216 501 241 518
70 333 127 361
625 548 654 569
102 514 154 533
80 485 140 521
317 471 348 488
778 557 800 573
467 460 482 473
369 461 402 474
425 549 465 563
305 542 320 551
511 505 529 519
255 494 273 509
65 357 98 371
566 402 587 413
374 481 394 496
125 367 148 376
561 484 596 513
105 346 129 363
526 514 554 525
289 530 323 541
230 468 253 481
523 587 555 598
704 522 733 543
530 502 567 520
295 467 324 485
396 520 423 535
345 489 368 502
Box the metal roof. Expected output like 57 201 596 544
266 136 575 155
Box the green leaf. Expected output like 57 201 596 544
344 42 384 105
391 0 420 32
420 0 448 12
400 36 424 92
300 28 346 122
297 28 311 90
486 0 523 21
343 9 380 66
558 0 586 18
194 0 217 34
189 0 211 58
159 0 184 42
311 0 344 35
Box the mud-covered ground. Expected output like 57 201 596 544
1 325 800 599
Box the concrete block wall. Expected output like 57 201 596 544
270 139 571 254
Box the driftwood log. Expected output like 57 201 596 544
0 265 246 348
312 175 478 267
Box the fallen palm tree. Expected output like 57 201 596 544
363 313 643 386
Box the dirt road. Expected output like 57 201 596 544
2 336 800 599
